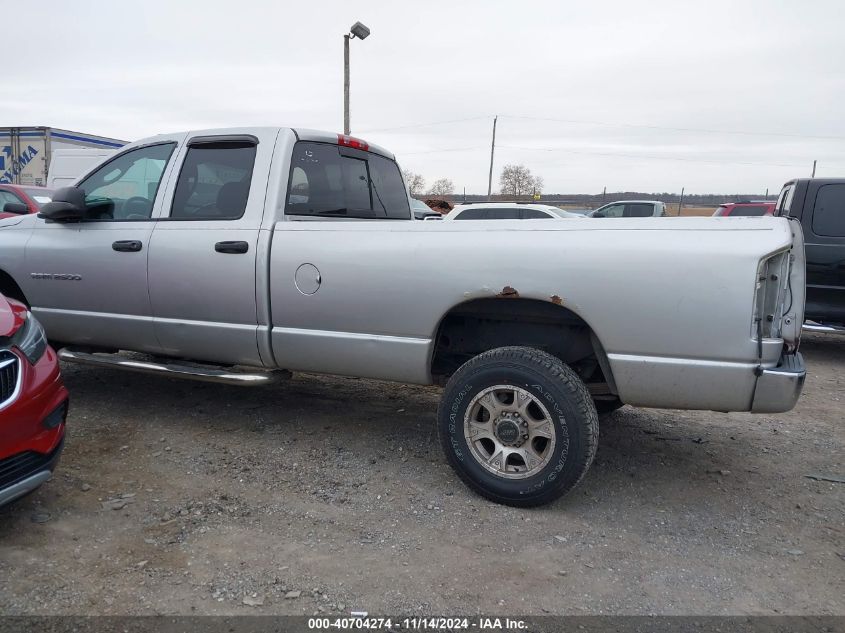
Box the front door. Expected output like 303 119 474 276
22 140 182 350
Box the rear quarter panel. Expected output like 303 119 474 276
268 217 794 409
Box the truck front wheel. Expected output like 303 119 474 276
437 346 599 507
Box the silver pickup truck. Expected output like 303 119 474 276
0 127 807 506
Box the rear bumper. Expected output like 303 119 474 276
0 434 64 507
751 352 806 413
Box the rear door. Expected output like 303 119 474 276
147 130 277 365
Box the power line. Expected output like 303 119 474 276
360 112 845 142
401 145 485 156
496 144 829 168
358 115 491 134
498 114 845 142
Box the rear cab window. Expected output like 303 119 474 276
285 142 410 220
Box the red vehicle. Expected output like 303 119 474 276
713 200 775 217
0 184 55 219
0 294 68 507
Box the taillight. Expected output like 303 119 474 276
337 134 369 151
752 250 791 340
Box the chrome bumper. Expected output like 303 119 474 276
751 352 806 413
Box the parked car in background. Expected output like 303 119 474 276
775 178 845 331
0 126 807 506
47 148 117 189
0 294 68 507
589 200 666 217
0 184 54 219
713 201 775 217
445 202 583 220
411 198 442 220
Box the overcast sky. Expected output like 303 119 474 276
6 0 845 194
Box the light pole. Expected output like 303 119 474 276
344 21 370 135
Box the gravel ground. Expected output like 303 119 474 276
0 333 842 615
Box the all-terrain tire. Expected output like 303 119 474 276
437 346 599 507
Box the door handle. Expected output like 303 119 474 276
112 240 143 252
215 241 249 254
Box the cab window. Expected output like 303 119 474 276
485 208 522 219
170 141 257 220
77 143 175 220
522 209 553 219
625 203 654 217
454 208 487 220
285 142 410 220
596 204 624 217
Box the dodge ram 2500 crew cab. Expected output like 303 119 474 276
0 127 807 506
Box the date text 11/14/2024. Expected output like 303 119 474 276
307 617 528 630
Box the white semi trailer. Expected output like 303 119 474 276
0 126 125 186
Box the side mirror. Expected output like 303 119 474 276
38 187 87 221
2 202 28 215
591 212 605 218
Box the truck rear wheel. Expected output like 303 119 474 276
437 346 599 507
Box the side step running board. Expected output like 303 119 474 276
803 320 845 334
58 348 287 386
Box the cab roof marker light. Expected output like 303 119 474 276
337 134 369 151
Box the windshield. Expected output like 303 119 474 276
21 188 55 208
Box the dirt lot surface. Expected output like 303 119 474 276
1 333 842 616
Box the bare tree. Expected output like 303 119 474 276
428 178 454 196
500 164 543 197
402 169 426 197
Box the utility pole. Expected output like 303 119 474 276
343 35 350 135
812 160 817 178
602 186 606 204
678 187 685 216
487 115 498 201
765 187 769 198
343 22 371 135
